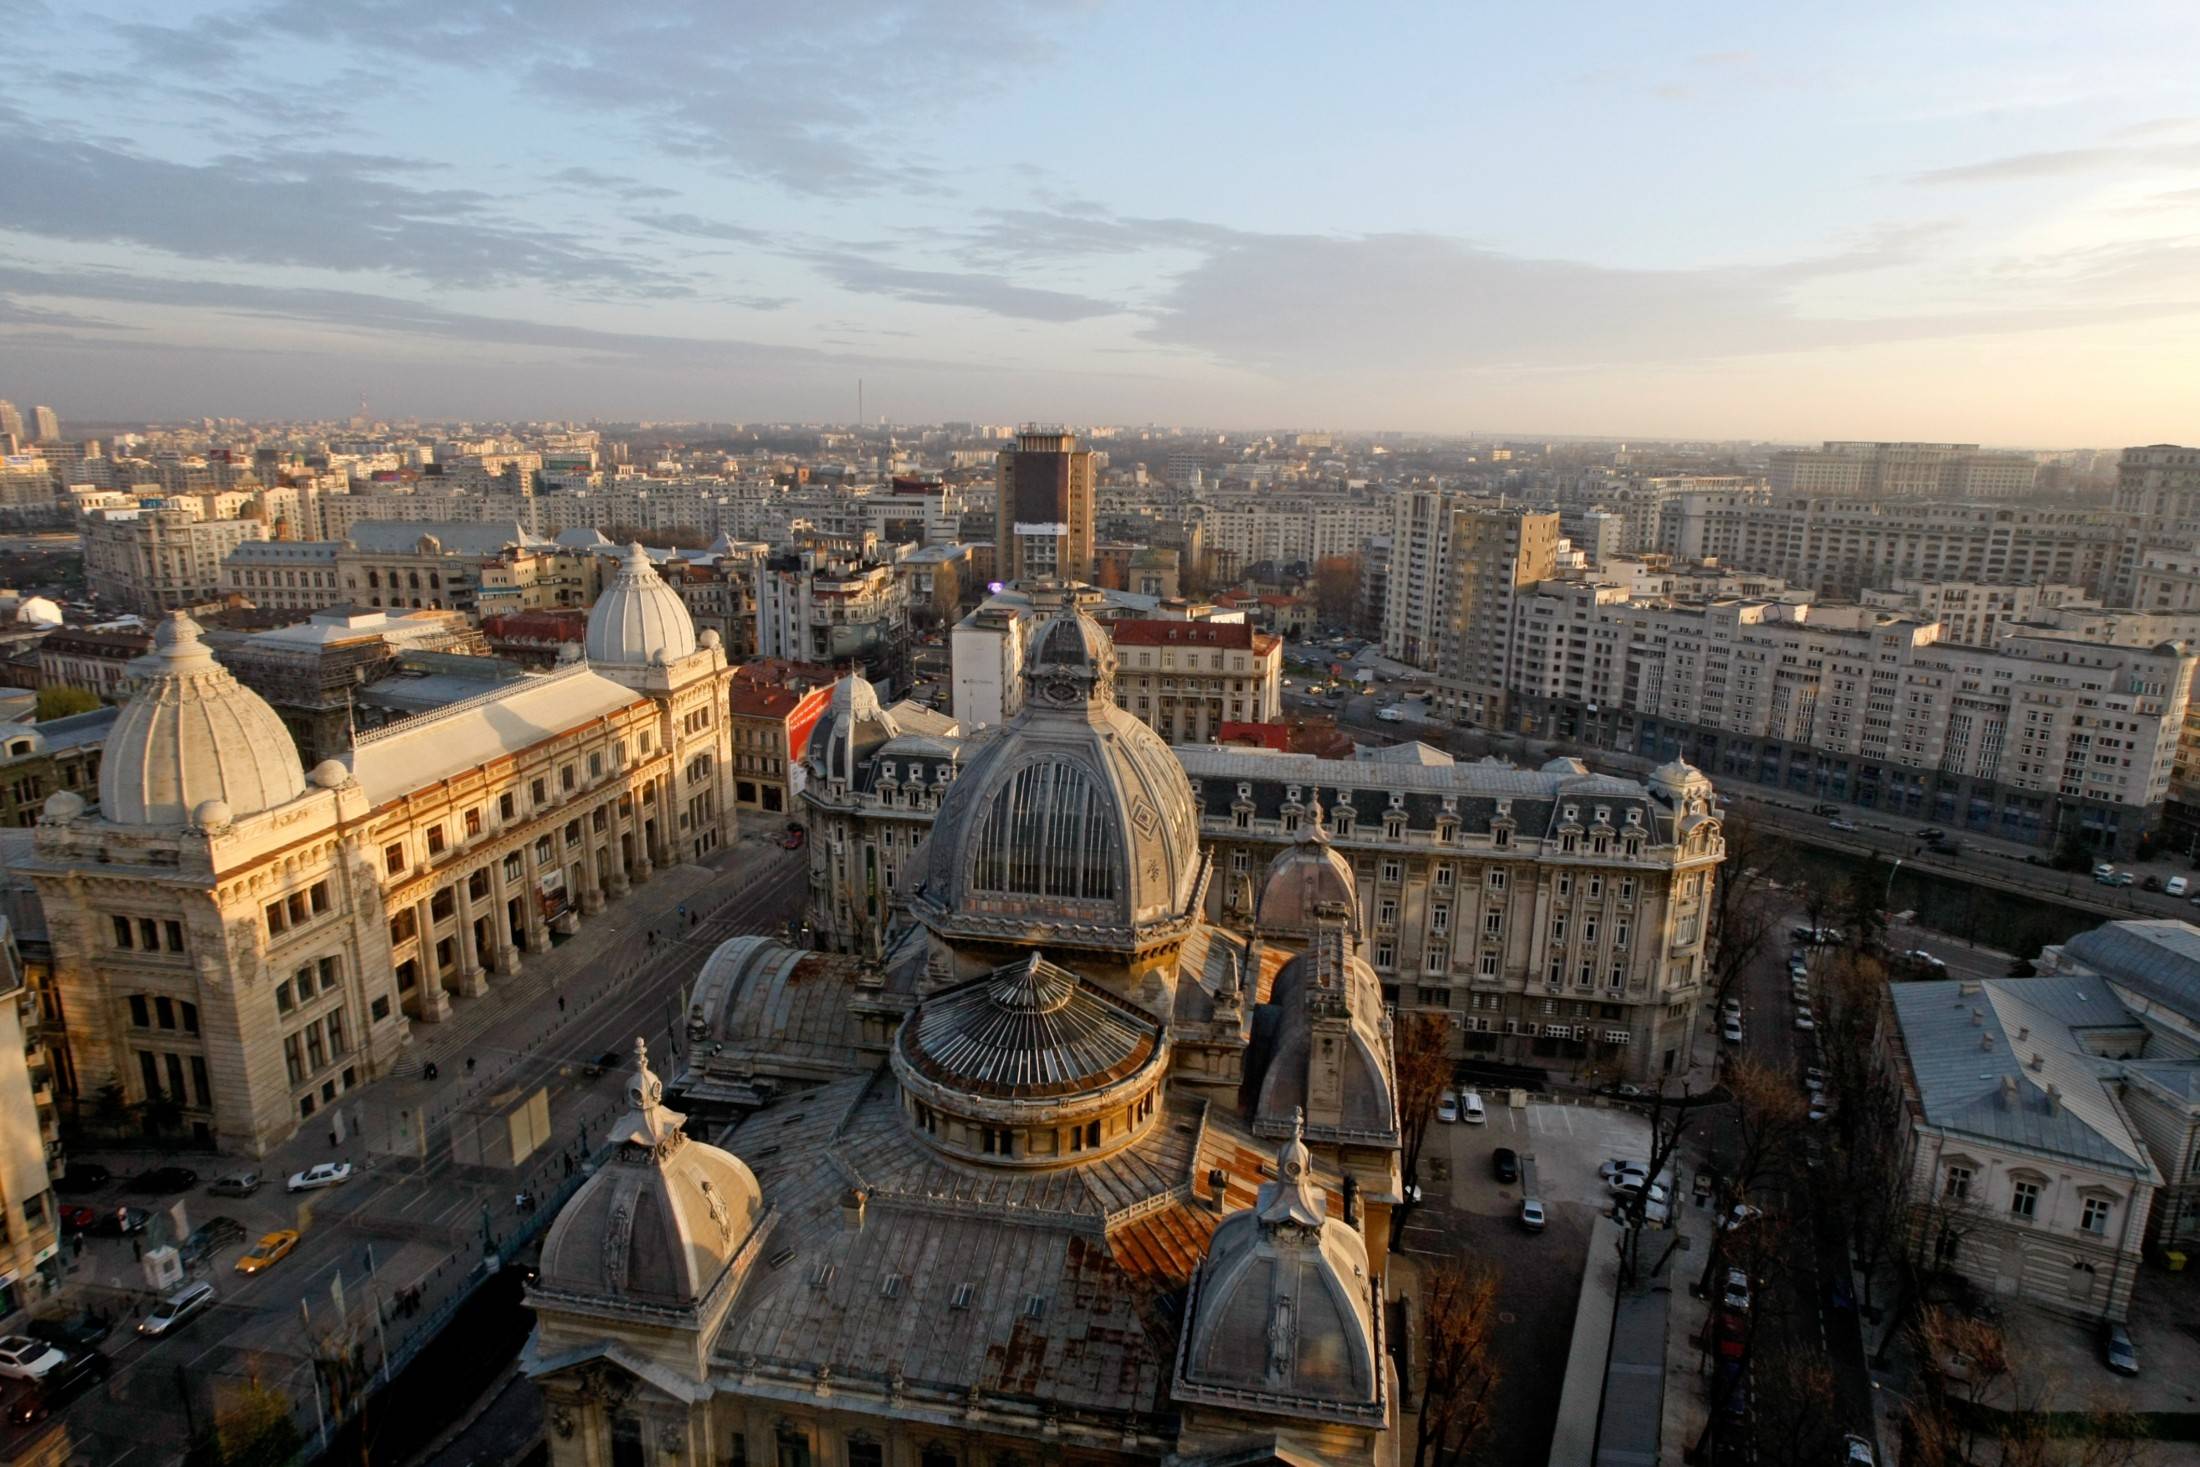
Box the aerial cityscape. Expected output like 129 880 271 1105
5 5 2200 1467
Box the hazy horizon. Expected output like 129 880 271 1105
6 1 2200 442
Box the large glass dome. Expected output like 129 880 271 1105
907 598 1203 953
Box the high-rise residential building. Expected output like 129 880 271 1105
0 401 22 441
1382 490 1559 727
2114 444 2200 533
30 406 59 443
1767 441 2037 499
993 425 1094 583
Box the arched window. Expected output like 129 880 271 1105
365 570 379 588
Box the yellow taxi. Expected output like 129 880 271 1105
235 1229 300 1275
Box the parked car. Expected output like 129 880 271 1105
1802 1067 1828 1093
138 1282 216 1338
1810 803 1839 816
1722 1017 1745 1044
1436 1090 1459 1124
2094 863 2117 879
1720 1203 1763 1232
2098 872 2136 887
1828 818 1859 832
53 1162 111 1195
57 1203 97 1233
2168 877 2190 898
1491 1147 1520 1185
0 1336 68 1381
1598 1157 1650 1183
2101 1320 2139 1376
25 1311 110 1354
206 1170 261 1198
236 1230 300 1276
4 1350 109 1426
88 1205 150 1237
1918 827 1945 842
1795 1009 1817 1032
1721 1267 1752 1314
1902 948 1947 970
128 1166 199 1194
286 1162 353 1193
1808 1100 1831 1123
1460 1090 1486 1124
1788 958 1810 978
180 1216 247 1268
1843 1433 1877 1466
1518 1198 1546 1232
2142 875 2163 892
1376 706 1405 723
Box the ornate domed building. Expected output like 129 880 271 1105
19 576 736 1154
529 592 1402 1467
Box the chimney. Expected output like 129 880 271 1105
1207 1167 1230 1213
1999 1075 2019 1108
839 1186 868 1233
1979 1032 1995 1052
2029 1053 2046 1071
2046 1084 2063 1114
2016 1026 2030 1042
1970 1008 1984 1026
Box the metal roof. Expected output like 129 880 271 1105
899 955 1161 1099
2062 920 2200 1019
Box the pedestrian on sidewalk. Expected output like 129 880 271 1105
466 1056 476 1075
558 995 566 1014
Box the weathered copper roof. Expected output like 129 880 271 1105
899 955 1161 1099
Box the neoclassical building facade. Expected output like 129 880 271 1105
527 592 1404 1467
22 544 736 1154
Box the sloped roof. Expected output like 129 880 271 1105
345 664 643 805
2062 920 2200 1020
1889 978 2156 1180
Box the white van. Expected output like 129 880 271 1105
2168 877 2189 898
1461 1090 1487 1124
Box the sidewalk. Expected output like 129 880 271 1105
1660 1197 1721 1461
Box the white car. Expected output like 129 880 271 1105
0 1335 67 1380
1721 1203 1764 1232
1376 706 1405 723
1598 1157 1650 1183
1788 958 1810 978
1722 1018 1745 1044
1844 1433 1877 1466
1722 1267 1752 1313
1436 1090 1459 1124
1611 1179 1671 1208
1809 1101 1831 1122
1721 997 1743 1018
1460 1090 1486 1124
1794 1010 1817 1032
286 1161 353 1193
139 1281 215 1337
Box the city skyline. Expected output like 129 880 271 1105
4 1 2199 442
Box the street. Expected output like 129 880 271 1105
11 837 809 1465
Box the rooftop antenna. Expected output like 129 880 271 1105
857 378 864 429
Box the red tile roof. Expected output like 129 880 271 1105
1106 619 1279 654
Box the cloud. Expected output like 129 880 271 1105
1912 140 2200 185
634 213 774 246
0 295 131 330
0 118 688 294
115 0 1085 197
544 167 679 202
798 252 1123 321
1134 227 2199 376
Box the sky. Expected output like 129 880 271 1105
4 0 2200 443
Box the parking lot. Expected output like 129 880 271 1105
1395 1094 1660 1464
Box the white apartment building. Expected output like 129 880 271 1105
1859 580 2093 649
83 506 267 614
2113 443 2200 524
1108 619 1282 743
950 600 1033 729
1769 441 2038 499
1198 495 1390 570
1510 585 2193 854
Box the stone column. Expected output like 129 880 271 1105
452 876 489 998
630 782 657 885
412 896 452 1023
488 856 523 979
605 801 632 900
519 842 552 951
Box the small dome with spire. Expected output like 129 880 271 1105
98 612 307 826
535 1038 766 1312
584 543 699 668
1176 1112 1385 1421
1255 819 1361 942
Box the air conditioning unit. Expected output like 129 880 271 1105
1502 1019 1520 1036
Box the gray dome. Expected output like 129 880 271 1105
536 1039 764 1309
909 601 1200 951
1176 1118 1383 1420
805 674 898 785
1255 827 1361 941
585 543 698 667
98 613 306 826
897 954 1162 1100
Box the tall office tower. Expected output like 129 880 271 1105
0 402 21 441
994 425 1094 584
1383 489 1559 728
30 406 59 442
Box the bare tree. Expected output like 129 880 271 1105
1414 1260 1503 1467
1312 554 1363 623
1614 1080 1710 1289
1395 1011 1452 1210
1695 1057 1808 1299
1750 1353 1841 1467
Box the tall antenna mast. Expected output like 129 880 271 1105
857 378 864 428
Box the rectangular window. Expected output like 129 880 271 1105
112 914 134 948
499 792 516 821
326 1008 346 1056
371 995 392 1022
275 980 295 1015
531 778 547 806
561 764 577 792
390 910 417 945
319 955 340 994
310 881 330 915
1478 952 1499 976
504 852 524 882
2010 1180 2039 1219
191 1055 210 1107
426 826 447 856
164 919 184 952
431 889 455 921
1488 869 1508 892
1431 905 1450 934
284 1033 304 1085
181 1001 198 1035
155 996 175 1030
464 808 483 838
265 901 288 938
295 963 315 1001
139 918 160 951
128 994 149 1027
385 842 407 875
306 1023 326 1070
1378 899 1398 928
2081 1197 2112 1235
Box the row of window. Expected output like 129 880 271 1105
112 915 187 953
276 955 343 1016
264 881 333 940
283 1008 350 1087
126 994 199 1034
1945 1165 2117 1234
